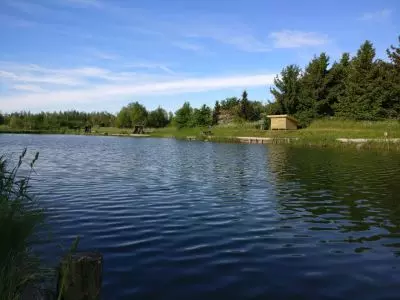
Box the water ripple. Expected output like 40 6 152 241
1 135 400 299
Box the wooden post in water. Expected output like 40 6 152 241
57 252 103 300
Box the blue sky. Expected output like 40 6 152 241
0 0 399 113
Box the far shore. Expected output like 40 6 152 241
2 119 400 151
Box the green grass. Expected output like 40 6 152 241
0 125 78 135
148 119 400 150
92 126 130 135
149 119 400 139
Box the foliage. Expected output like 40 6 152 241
270 64 302 115
297 53 330 126
335 41 382 120
193 105 212 127
3 111 115 131
0 150 47 300
220 97 240 110
117 102 148 128
268 36 400 125
116 107 132 128
240 90 250 120
174 102 194 128
212 101 221 125
147 107 169 128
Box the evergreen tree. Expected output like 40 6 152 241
335 41 383 120
212 101 221 125
270 65 302 115
384 37 400 117
240 90 250 120
327 53 351 115
299 53 330 122
387 36 400 68
175 102 193 128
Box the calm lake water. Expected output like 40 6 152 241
1 134 400 299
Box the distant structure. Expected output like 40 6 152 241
267 115 298 130
84 125 92 134
133 125 145 134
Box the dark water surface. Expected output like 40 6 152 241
1 134 400 299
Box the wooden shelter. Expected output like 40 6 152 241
133 125 145 134
267 115 298 130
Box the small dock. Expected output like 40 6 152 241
109 133 150 137
237 137 272 144
237 137 299 144
337 138 400 143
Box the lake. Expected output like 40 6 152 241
1 134 400 299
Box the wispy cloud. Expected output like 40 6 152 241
172 41 205 53
0 62 143 88
124 62 176 74
11 84 46 92
182 21 270 52
211 34 270 52
83 48 119 60
0 62 274 111
359 9 392 21
269 30 330 48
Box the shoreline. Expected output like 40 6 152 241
2 129 400 151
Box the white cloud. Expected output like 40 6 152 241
0 62 275 111
359 9 392 21
214 34 270 52
11 84 45 92
269 30 329 48
183 23 270 52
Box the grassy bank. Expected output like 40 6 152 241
2 119 400 149
149 119 400 150
150 119 400 140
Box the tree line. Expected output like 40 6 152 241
1 36 399 130
269 37 400 126
0 111 116 131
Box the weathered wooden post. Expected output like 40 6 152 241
57 252 103 300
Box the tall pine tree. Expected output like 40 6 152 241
383 36 400 118
212 101 221 125
270 65 302 115
327 53 351 115
335 41 383 120
297 53 330 125
240 90 251 120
